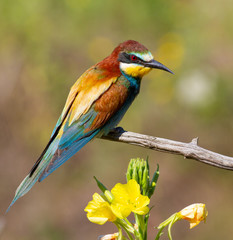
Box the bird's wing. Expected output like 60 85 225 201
37 109 100 182
51 66 116 136
38 75 131 181
29 66 118 176
7 66 119 211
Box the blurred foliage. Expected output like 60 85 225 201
0 0 233 239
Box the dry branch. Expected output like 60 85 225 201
101 127 233 171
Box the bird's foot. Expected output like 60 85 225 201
109 127 125 134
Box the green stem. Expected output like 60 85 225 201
135 214 147 240
167 215 179 240
155 226 165 240
116 219 135 240
156 213 180 240
115 223 123 240
157 213 176 229
125 218 141 239
125 218 135 230
143 213 150 240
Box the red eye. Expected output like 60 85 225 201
131 55 138 61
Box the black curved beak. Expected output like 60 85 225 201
144 59 174 74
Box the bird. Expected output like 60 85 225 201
8 40 173 211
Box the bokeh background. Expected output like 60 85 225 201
0 0 233 239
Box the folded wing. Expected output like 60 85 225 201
7 66 119 211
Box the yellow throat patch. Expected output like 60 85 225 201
120 63 152 78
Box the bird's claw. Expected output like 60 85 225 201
110 127 125 134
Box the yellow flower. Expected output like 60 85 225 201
178 203 208 229
84 193 117 225
110 179 150 219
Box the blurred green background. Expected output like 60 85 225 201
0 0 233 239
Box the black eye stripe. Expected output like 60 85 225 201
118 52 144 64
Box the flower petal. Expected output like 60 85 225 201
111 202 132 219
133 205 150 215
110 179 150 218
131 194 150 214
85 193 116 225
126 179 141 200
111 182 130 204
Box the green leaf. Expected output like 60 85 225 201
93 176 108 193
148 164 159 198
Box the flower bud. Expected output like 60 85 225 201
147 164 159 198
179 203 208 229
98 233 118 240
104 190 114 203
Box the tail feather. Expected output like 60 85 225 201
7 140 59 212
7 168 45 212
7 130 99 212
7 175 33 212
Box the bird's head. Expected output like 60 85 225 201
114 40 173 79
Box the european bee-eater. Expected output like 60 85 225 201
8 40 173 210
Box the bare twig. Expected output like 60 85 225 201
101 127 233 171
